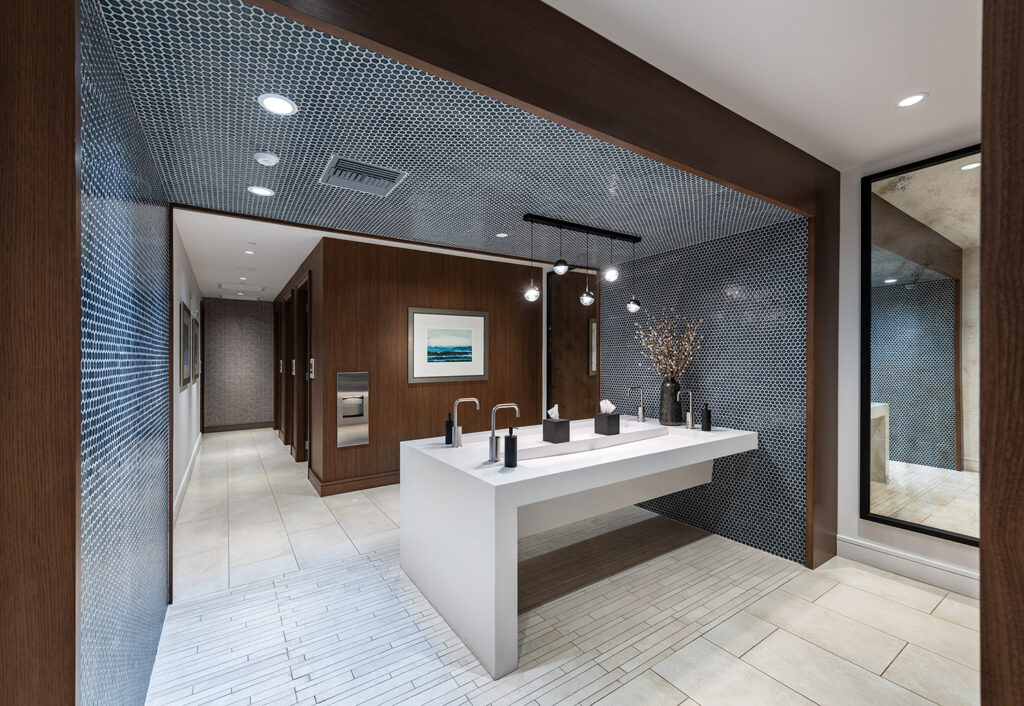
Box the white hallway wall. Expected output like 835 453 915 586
173 221 203 521
838 132 980 598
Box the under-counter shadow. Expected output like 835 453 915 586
518 516 709 614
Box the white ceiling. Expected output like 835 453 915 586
174 209 321 301
543 0 981 170
174 208 557 301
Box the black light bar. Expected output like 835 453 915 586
522 213 642 244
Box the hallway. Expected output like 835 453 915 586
174 429 400 601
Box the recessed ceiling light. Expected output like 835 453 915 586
495 232 508 238
247 185 275 197
237 292 245 296
239 276 247 281
257 93 297 116
254 151 280 166
897 93 928 108
884 278 898 284
960 162 981 171
244 250 255 255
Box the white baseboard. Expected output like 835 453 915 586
173 434 202 524
837 534 980 598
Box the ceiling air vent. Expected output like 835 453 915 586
319 155 407 197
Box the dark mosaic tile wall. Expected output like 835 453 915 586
204 299 274 428
600 218 809 564
81 0 170 702
870 279 958 470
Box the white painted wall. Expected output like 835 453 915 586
173 221 203 522
838 132 981 598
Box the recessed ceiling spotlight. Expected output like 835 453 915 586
960 162 981 171
495 232 509 238
237 292 245 296
239 276 247 281
254 151 280 166
896 92 928 108
244 250 255 255
257 93 297 116
247 185 275 197
884 278 898 284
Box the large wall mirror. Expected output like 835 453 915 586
861 145 980 546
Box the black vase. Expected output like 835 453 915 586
659 378 682 426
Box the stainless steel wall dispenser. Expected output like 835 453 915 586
337 372 369 447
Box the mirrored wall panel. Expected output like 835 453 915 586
861 146 980 544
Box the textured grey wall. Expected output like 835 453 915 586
204 299 274 429
600 218 808 564
81 0 169 701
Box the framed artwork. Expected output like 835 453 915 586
588 317 598 376
180 302 191 387
191 315 201 382
408 308 489 383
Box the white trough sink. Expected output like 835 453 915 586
516 419 669 461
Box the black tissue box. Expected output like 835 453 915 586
543 418 570 444
594 413 620 436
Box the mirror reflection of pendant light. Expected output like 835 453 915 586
524 221 541 302
604 237 619 282
626 241 641 313
580 232 595 306
553 227 569 275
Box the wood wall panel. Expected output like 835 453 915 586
0 1 79 702
547 270 600 420
981 0 1024 700
279 238 543 493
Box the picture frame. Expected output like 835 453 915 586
180 302 191 387
191 314 201 382
408 307 489 383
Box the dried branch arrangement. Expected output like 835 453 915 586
634 308 703 380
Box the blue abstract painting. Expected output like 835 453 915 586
427 328 473 362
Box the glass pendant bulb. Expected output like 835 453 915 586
627 297 641 313
524 281 540 302
604 266 619 282
553 259 569 275
580 289 595 306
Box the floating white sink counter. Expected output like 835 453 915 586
400 418 757 679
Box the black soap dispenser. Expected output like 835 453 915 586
504 427 518 468
445 412 454 445
701 403 712 431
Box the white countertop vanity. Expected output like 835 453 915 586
399 417 758 679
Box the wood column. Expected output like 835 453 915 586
980 0 1024 701
0 1 80 702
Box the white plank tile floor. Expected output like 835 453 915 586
154 429 979 705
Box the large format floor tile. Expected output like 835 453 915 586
161 429 979 705
172 428 402 602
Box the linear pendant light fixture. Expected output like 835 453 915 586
521 214 640 309
524 221 541 302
